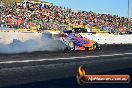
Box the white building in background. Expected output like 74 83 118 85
16 0 52 7
17 0 35 7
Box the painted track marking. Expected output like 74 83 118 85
0 53 132 64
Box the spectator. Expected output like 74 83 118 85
0 1 131 34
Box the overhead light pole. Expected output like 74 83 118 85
128 0 130 19
128 0 130 30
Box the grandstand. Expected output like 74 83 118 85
0 0 132 34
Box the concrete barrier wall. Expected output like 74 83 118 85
0 33 42 44
0 32 132 44
81 34 132 44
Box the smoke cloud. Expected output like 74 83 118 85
0 33 67 54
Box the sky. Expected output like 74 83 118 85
41 0 132 18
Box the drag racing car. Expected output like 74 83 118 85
58 30 100 51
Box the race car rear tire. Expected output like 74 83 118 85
67 41 75 51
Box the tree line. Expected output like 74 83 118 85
1 0 39 4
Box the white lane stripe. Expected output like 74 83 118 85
0 53 132 64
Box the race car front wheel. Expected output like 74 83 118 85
93 44 97 49
93 43 100 50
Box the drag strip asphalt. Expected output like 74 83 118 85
0 52 132 69
0 45 132 87
0 44 132 62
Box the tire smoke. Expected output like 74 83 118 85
0 33 66 54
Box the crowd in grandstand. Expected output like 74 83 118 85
0 1 132 34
